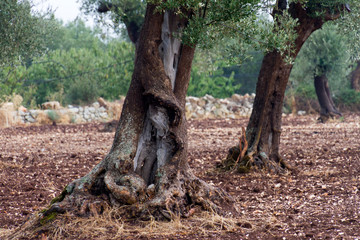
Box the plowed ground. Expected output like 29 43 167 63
1 114 359 239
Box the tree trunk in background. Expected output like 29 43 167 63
9 4 232 239
223 2 342 173
351 61 360 91
314 74 341 123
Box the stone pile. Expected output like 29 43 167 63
16 100 122 125
0 94 255 127
186 93 255 119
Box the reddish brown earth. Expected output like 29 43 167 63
1 114 360 239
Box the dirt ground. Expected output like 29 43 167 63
1 114 360 239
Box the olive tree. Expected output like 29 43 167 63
9 1 260 238
0 0 53 65
224 0 353 173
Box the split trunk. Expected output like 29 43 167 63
9 4 232 239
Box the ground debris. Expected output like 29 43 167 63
1 114 360 239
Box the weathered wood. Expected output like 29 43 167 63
133 10 184 185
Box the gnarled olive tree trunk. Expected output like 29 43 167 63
9 5 232 239
223 2 342 173
314 74 341 123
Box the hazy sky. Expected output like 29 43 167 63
33 0 91 25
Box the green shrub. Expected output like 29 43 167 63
294 83 317 100
336 89 360 105
188 68 240 98
47 110 60 122
66 77 100 105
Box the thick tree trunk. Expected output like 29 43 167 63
351 61 360 91
314 74 341 123
9 5 232 239
223 2 341 173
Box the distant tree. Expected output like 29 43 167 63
48 19 106 51
81 0 146 43
22 40 134 106
188 48 240 98
226 50 263 95
0 0 55 101
290 24 351 122
0 0 53 65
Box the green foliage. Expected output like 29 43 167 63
67 78 100 105
80 0 146 40
189 67 239 98
335 1 360 61
293 82 317 100
224 50 263 95
48 19 106 51
0 63 27 98
47 110 60 122
21 85 38 109
188 38 262 97
188 47 241 98
290 24 351 96
0 19 135 107
335 89 360 105
21 40 134 106
304 0 350 16
0 0 54 65
98 41 135 99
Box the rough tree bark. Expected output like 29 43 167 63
350 60 360 91
9 4 232 239
223 1 344 173
314 74 341 123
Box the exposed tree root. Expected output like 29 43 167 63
220 146 294 174
219 128 294 174
6 164 234 240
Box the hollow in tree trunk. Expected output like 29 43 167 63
9 5 233 239
222 2 344 173
314 74 341 123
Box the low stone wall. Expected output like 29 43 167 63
0 94 255 127
186 93 255 119
16 102 118 124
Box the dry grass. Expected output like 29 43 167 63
98 97 124 120
36 207 246 240
108 103 123 120
11 95 23 110
35 110 73 125
35 111 53 125
57 112 72 124
0 109 14 128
